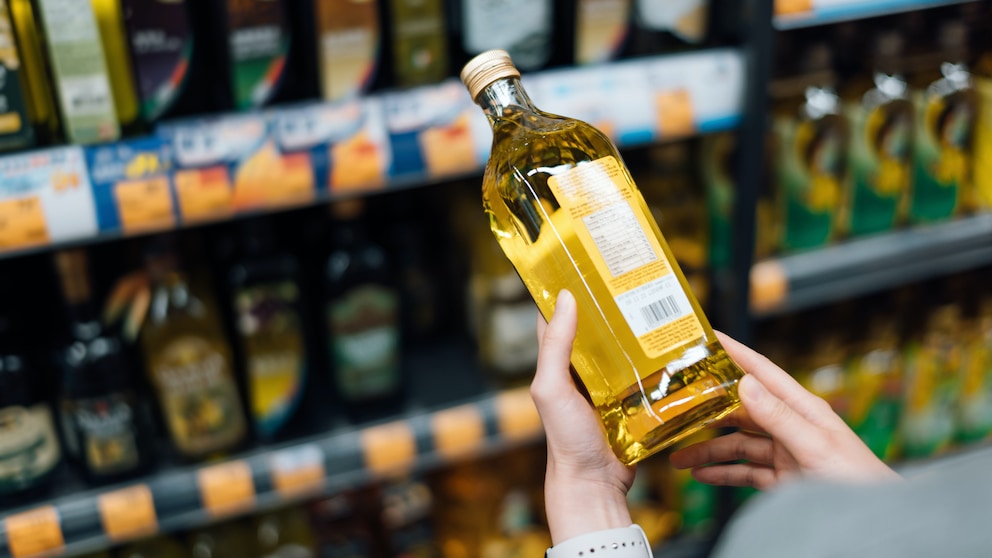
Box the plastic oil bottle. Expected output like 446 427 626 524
461 50 745 465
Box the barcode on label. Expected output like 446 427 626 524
640 296 681 329
60 76 113 117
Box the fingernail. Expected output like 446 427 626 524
739 375 765 403
556 289 575 313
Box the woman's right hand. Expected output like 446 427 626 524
670 332 900 490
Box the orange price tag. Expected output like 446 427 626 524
267 153 316 209
656 89 695 138
330 132 386 193
0 196 49 250
98 485 157 542
114 176 176 233
419 114 478 178
431 404 485 459
361 421 416 475
174 167 233 223
4 506 64 558
749 260 789 314
198 461 256 517
271 444 325 497
495 388 542 441
774 0 814 16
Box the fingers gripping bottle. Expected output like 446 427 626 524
461 50 745 465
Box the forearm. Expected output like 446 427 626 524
545 476 634 545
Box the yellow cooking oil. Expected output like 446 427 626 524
463 50 744 464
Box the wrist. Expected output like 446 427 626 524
545 478 632 545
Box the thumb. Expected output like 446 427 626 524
738 375 822 457
531 290 579 409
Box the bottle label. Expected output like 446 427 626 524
634 0 708 43
235 281 305 439
35 0 119 144
122 0 193 121
316 0 380 101
774 106 844 251
847 349 902 460
0 0 33 149
150 336 245 456
390 0 447 86
0 404 61 493
547 156 703 359
328 285 400 401
61 394 140 475
845 92 913 236
462 0 551 71
575 0 630 65
226 0 290 110
957 333 992 442
901 341 958 458
974 77 992 210
909 72 975 223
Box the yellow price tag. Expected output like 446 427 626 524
198 461 256 517
0 196 48 250
174 167 233 223
267 153 316 209
495 388 542 441
775 0 814 16
331 132 386 193
656 89 695 138
361 421 416 475
271 445 325 498
4 506 64 558
114 176 176 233
98 485 157 542
419 114 478 178
431 404 485 459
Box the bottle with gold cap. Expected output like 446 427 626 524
460 50 745 465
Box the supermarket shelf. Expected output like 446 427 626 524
774 0 976 29
750 213 992 317
0 48 744 262
0 387 542 558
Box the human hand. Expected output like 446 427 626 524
531 290 635 545
670 332 900 490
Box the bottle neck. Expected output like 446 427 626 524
477 78 539 124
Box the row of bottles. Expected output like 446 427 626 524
75 441 712 558
0 0 716 151
756 267 992 462
0 185 549 501
763 5 992 255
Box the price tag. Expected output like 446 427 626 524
198 461 256 517
0 196 49 250
431 404 485 459
113 176 176 233
330 134 386 193
98 485 157 541
4 506 64 558
361 421 416 475
495 388 542 441
749 260 789 314
420 116 478 178
268 153 316 208
271 444 325 497
656 89 695 138
174 167 233 223
774 0 814 16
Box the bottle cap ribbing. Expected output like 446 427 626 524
461 50 521 101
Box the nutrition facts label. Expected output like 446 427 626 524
584 202 659 277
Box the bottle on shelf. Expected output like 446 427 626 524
309 488 384 557
972 15 992 212
10 0 59 143
453 0 557 72
208 0 293 110
624 0 709 57
187 518 258 558
228 218 309 442
32 0 120 144
117 534 189 558
53 248 154 484
121 0 212 122
573 0 631 65
461 50 745 465
771 40 848 252
381 476 439 557
139 238 247 461
313 0 382 102
957 291 992 443
838 28 913 237
325 199 403 417
91 0 141 133
0 0 37 151
253 506 317 558
387 0 449 87
907 19 977 223
0 344 61 502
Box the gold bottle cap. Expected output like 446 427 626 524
461 50 521 101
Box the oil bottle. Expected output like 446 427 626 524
624 0 709 57
388 0 449 87
452 0 557 72
573 0 631 65
0 0 36 151
462 50 745 465
91 0 140 133
10 0 59 143
313 0 381 101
